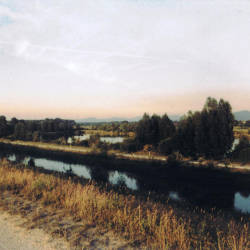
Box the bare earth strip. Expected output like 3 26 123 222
0 211 69 250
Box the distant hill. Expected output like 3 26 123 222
234 111 250 121
75 116 141 123
75 111 250 123
75 114 181 123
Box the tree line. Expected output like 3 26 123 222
133 97 235 159
0 117 75 142
0 97 240 160
83 121 137 136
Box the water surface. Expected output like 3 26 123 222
1 150 249 214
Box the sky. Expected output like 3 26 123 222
0 0 250 119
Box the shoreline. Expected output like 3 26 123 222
1 141 250 216
0 138 249 172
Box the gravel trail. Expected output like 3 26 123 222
0 211 69 250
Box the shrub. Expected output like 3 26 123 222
166 152 183 167
231 136 250 163
120 139 138 153
235 136 250 152
88 135 101 148
234 148 250 163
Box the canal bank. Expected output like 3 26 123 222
0 141 250 214
0 161 249 249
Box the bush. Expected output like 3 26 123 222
166 152 183 167
233 147 250 163
231 136 250 163
107 143 121 151
76 140 89 147
120 139 138 153
88 135 101 148
234 136 250 152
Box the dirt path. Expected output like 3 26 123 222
0 211 69 250
0 191 134 250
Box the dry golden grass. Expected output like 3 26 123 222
0 138 93 154
0 160 249 249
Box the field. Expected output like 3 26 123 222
0 160 249 249
234 126 250 139
83 129 135 138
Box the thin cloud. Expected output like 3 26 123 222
0 0 250 118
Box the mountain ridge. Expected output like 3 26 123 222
75 111 250 123
234 110 250 121
75 115 181 123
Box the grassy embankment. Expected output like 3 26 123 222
0 138 93 154
1 138 250 171
0 160 249 249
0 138 167 163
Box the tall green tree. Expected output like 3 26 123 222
176 97 234 158
0 116 8 137
176 111 198 156
135 113 175 148
159 114 176 139
14 122 26 139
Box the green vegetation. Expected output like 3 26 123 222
0 117 75 142
232 136 250 163
0 96 249 248
175 97 234 158
133 97 235 159
0 97 248 162
88 121 137 137
135 113 175 149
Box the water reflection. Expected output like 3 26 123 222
70 136 124 144
7 154 16 161
169 191 181 201
6 154 138 190
231 138 240 151
73 135 90 141
8 155 92 180
234 192 250 213
35 158 92 179
100 137 124 144
109 171 138 190
2 151 250 214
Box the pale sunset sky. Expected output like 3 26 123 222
0 0 250 119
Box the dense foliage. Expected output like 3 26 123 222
232 136 250 162
134 97 234 159
135 113 176 148
0 117 75 142
0 97 235 159
176 97 234 158
91 121 137 134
